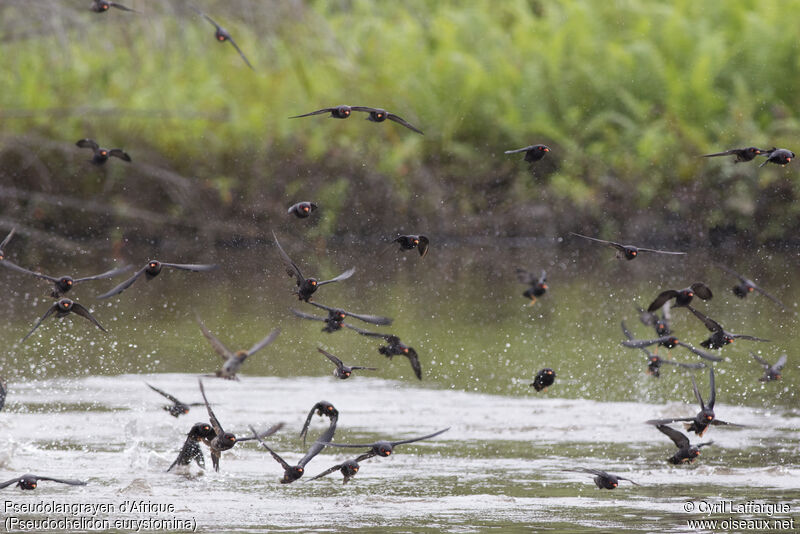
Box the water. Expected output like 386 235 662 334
0 244 798 532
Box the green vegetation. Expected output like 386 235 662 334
1 0 799 244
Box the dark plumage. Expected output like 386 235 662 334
0 474 86 490
504 144 550 163
637 301 671 337
350 106 424 135
517 269 547 305
290 105 353 120
250 416 336 484
0 227 15 261
714 263 787 310
344 324 422 380
191 6 254 70
96 259 218 299
318 347 377 379
686 305 769 349
1 261 131 298
288 202 318 218
22 298 106 342
647 283 712 312
620 333 722 363
197 379 237 472
166 422 214 472
90 0 136 13
273 232 355 301
568 468 639 489
653 424 712 464
0 377 6 412
569 232 685 260
146 383 204 417
76 138 131 165
299 401 339 446
320 427 449 458
759 147 794 167
621 322 705 378
751 353 787 382
307 455 373 484
385 235 430 258
197 317 280 380
530 368 555 391
702 147 765 162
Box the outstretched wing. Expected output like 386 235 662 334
391 427 449 447
272 232 303 282
405 348 422 380
198 379 224 435
108 149 131 161
773 354 788 373
196 317 233 360
343 323 392 340
34 476 87 486
0 477 21 489
751 284 788 310
636 247 686 255
713 262 746 283
306 463 344 481
647 290 678 312
246 328 280 356
654 424 690 449
0 227 16 250
238 422 285 442
386 113 424 135
76 138 99 150
686 306 723 333
21 302 59 342
290 108 337 119
298 422 337 468
621 337 673 349
316 267 356 287
95 264 148 299
73 264 133 283
318 347 344 369
690 374 705 410
160 262 218 272
0 260 57 282
569 232 618 248
676 341 723 362
146 383 181 404
226 35 255 70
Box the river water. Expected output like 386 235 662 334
0 243 798 532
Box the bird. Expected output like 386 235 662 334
0 262 131 298
350 106 424 135
751 353 787 382
0 377 6 412
0 474 86 490
249 422 336 484
653 424 712 464
287 202 318 218
307 454 374 484
96 260 218 299
568 468 639 489
714 263 787 310
504 144 550 163
621 322 705 377
306 301 392 329
90 0 136 13
702 147 765 163
317 347 377 379
299 401 339 446
75 139 131 165
273 232 355 301
319 427 449 458
530 368 555 391
569 233 686 260
344 324 422 380
686 305 769 349
646 282 712 312
197 379 237 472
516 269 547 305
620 333 723 363
646 367 743 437
637 301 671 337
22 298 106 342
383 235 430 258
290 105 353 120
196 317 280 380
166 422 215 472
190 6 254 70
759 147 794 167
146 383 204 417
0 227 15 261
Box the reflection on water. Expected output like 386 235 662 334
0 244 798 531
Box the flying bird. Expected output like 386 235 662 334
22 298 106 342
620 333 722 363
702 147 765 163
344 324 422 380
0 227 16 261
290 105 353 119
294 301 392 333
317 347 377 379
96 260 218 299
569 233 686 260
146 383 204 417
653 424 712 464
196 317 280 380
191 6 254 70
383 235 430 258
1 262 130 298
197 379 237 472
517 269 547 305
249 422 335 484
273 232 355 301
90 0 136 13
530 368 556 391
0 474 87 490
568 468 639 489
647 283 712 312
751 353 787 382
287 202 318 218
759 147 794 167
319 427 449 458
714 263 787 310
307 455 373 484
686 305 769 349
621 322 705 377
166 422 214 472
299 401 338 446
76 139 131 165
504 144 550 163
637 301 671 337
646 367 743 437
350 106 424 135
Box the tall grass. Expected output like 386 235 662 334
1 0 799 245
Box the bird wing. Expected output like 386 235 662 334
636 307 657 327
109 2 136 12
246 328 280 356
290 108 337 119
73 264 133 283
515 269 536 285
386 113 424 135
34 476 87 486
713 262 746 283
0 477 21 489
198 380 224 435
343 323 393 340
676 341 723 362
636 247 686 255
654 424 690 449
272 232 304 282
238 422 285 442
686 305 723 333
0 260 57 282
731 333 770 342
306 463 344 481
416 235 430 257
702 150 736 157
569 232 617 247
316 267 356 287
350 366 378 371
21 302 59 342
571 467 608 477
750 352 770 369
342 310 393 326
108 149 131 161
621 337 673 349
405 348 422 380
146 383 181 404
190 5 222 31
620 321 634 341
659 359 706 370
350 106 380 113
95 264 148 299
76 138 99 150
773 354 788 372
291 309 326 322
0 227 14 249
617 476 640 486
160 262 219 272
504 146 535 154
318 347 344 369
391 427 449 446
226 35 255 70
196 317 233 360
690 283 713 300
299 422 337 467
708 366 716 409
751 284 788 309
647 290 679 312
690 374 705 410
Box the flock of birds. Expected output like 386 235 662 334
0 0 794 495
